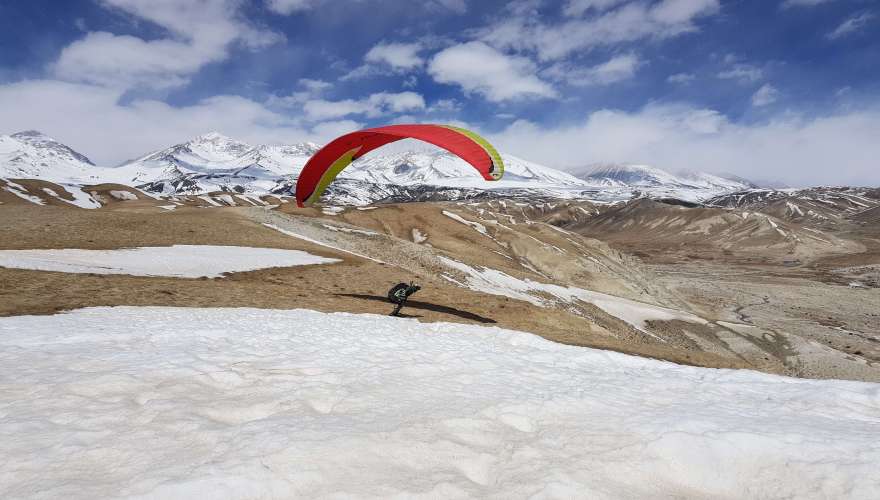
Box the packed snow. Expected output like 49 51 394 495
0 307 878 499
60 184 102 209
0 245 339 278
109 190 138 201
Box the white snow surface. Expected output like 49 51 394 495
109 190 138 201
0 306 878 499
0 245 339 278
0 131 99 183
60 184 102 209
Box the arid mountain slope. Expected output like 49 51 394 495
2 193 878 381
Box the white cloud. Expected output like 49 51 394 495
751 84 780 107
667 72 695 84
53 0 282 90
267 78 331 107
310 119 362 139
402 75 419 88
563 0 627 17
342 42 424 81
265 0 314 15
299 78 332 93
827 12 875 40
365 42 424 70
426 98 461 113
781 0 835 9
0 79 344 166
490 102 880 186
481 0 720 61
547 53 641 86
428 41 557 102
718 64 763 83
302 92 426 120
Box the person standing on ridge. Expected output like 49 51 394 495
387 282 421 316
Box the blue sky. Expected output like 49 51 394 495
0 0 878 185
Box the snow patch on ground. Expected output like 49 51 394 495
2 181 45 205
60 184 102 209
320 223 379 236
443 210 488 235
198 195 220 207
412 228 428 243
322 206 344 215
439 256 706 336
0 245 339 278
0 306 877 499
109 190 138 201
216 194 236 206
263 223 384 263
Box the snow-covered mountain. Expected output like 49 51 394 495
575 164 755 201
106 132 320 195
0 130 101 183
1 130 762 205
344 150 587 188
109 132 592 197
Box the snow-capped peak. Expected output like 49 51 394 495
0 130 99 182
340 150 589 189
570 163 755 201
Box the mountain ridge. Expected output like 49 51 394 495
2 130 779 204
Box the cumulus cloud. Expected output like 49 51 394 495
428 41 557 102
342 42 424 81
480 0 720 61
302 92 426 120
827 12 875 40
490 102 880 186
546 53 641 86
717 63 763 83
751 84 779 107
365 42 424 70
0 79 344 165
54 0 282 90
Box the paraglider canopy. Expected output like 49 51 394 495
295 124 504 207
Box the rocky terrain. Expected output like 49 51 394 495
2 131 878 382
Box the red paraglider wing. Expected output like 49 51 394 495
295 124 503 207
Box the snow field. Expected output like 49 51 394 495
0 307 877 499
0 245 340 278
